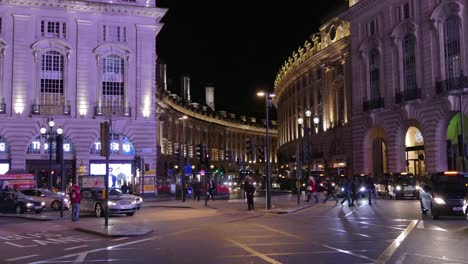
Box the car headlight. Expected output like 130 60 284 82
332 183 336 187
26 203 34 207
415 185 420 190
41 201 45 206
131 200 136 204
234 182 237 186
341 187 344 192
63 198 69 203
434 197 446 205
360 187 366 192
302 183 306 187
108 201 117 206
396 185 402 191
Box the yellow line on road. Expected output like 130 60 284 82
226 239 282 264
374 220 419 264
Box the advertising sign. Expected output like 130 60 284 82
0 174 35 189
90 163 133 188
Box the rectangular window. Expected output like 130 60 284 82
0 17 2 34
103 25 127 43
40 19 66 39
404 3 410 19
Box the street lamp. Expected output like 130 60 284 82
257 91 274 210
179 115 188 202
40 118 63 189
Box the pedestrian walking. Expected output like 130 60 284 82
244 176 256 210
323 178 339 204
350 177 359 207
205 178 215 206
340 177 351 206
193 178 202 201
366 175 376 205
68 181 81 221
306 176 319 203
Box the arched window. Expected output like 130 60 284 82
41 51 64 113
444 15 461 81
403 34 417 91
369 48 380 99
90 133 135 156
26 135 74 155
102 55 125 115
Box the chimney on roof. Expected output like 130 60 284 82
181 75 191 101
156 60 167 91
205 83 215 111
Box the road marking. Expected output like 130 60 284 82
225 250 369 258
6 255 39 261
374 220 418 264
328 228 372 238
245 242 303 246
226 239 282 264
240 235 285 238
255 223 375 261
351 221 406 231
27 237 155 264
345 211 354 217
111 237 129 241
64 245 88 251
395 252 468 264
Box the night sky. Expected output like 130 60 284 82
156 0 345 119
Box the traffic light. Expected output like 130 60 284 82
196 144 206 163
257 146 264 163
134 155 142 170
174 148 180 163
56 135 63 163
245 138 255 160
100 122 110 157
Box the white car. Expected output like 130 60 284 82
110 188 143 210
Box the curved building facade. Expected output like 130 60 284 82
155 69 278 187
274 17 353 177
340 0 468 178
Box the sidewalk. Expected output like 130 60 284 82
143 193 320 214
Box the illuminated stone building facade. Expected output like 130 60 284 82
274 17 353 177
155 69 278 184
340 0 468 177
0 0 165 187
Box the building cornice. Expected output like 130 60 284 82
1 0 167 19
338 0 379 21
161 96 278 135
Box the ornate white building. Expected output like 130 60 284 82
0 0 166 187
340 0 468 177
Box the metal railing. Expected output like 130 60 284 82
31 104 71 115
94 105 131 117
395 88 421 104
362 97 384 112
436 75 468 94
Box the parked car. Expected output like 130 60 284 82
109 188 143 210
420 171 468 219
80 187 138 217
0 191 44 214
20 188 70 210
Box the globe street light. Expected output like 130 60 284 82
40 118 63 189
257 91 275 210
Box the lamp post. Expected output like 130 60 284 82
40 119 64 218
40 118 63 190
180 115 188 202
257 91 274 210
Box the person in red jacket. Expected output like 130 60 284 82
68 181 81 221
306 176 319 203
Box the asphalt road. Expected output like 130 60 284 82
0 198 467 264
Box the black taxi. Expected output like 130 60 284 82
420 171 468 219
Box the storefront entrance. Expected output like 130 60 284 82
405 127 426 179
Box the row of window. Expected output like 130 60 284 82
365 14 461 104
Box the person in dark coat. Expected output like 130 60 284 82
350 177 359 207
192 178 202 201
340 177 351 206
244 176 255 210
323 178 339 204
205 178 216 206
121 182 129 194
366 175 376 205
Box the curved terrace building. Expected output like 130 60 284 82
274 17 353 177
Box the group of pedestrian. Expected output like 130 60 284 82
340 175 376 206
303 174 376 206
